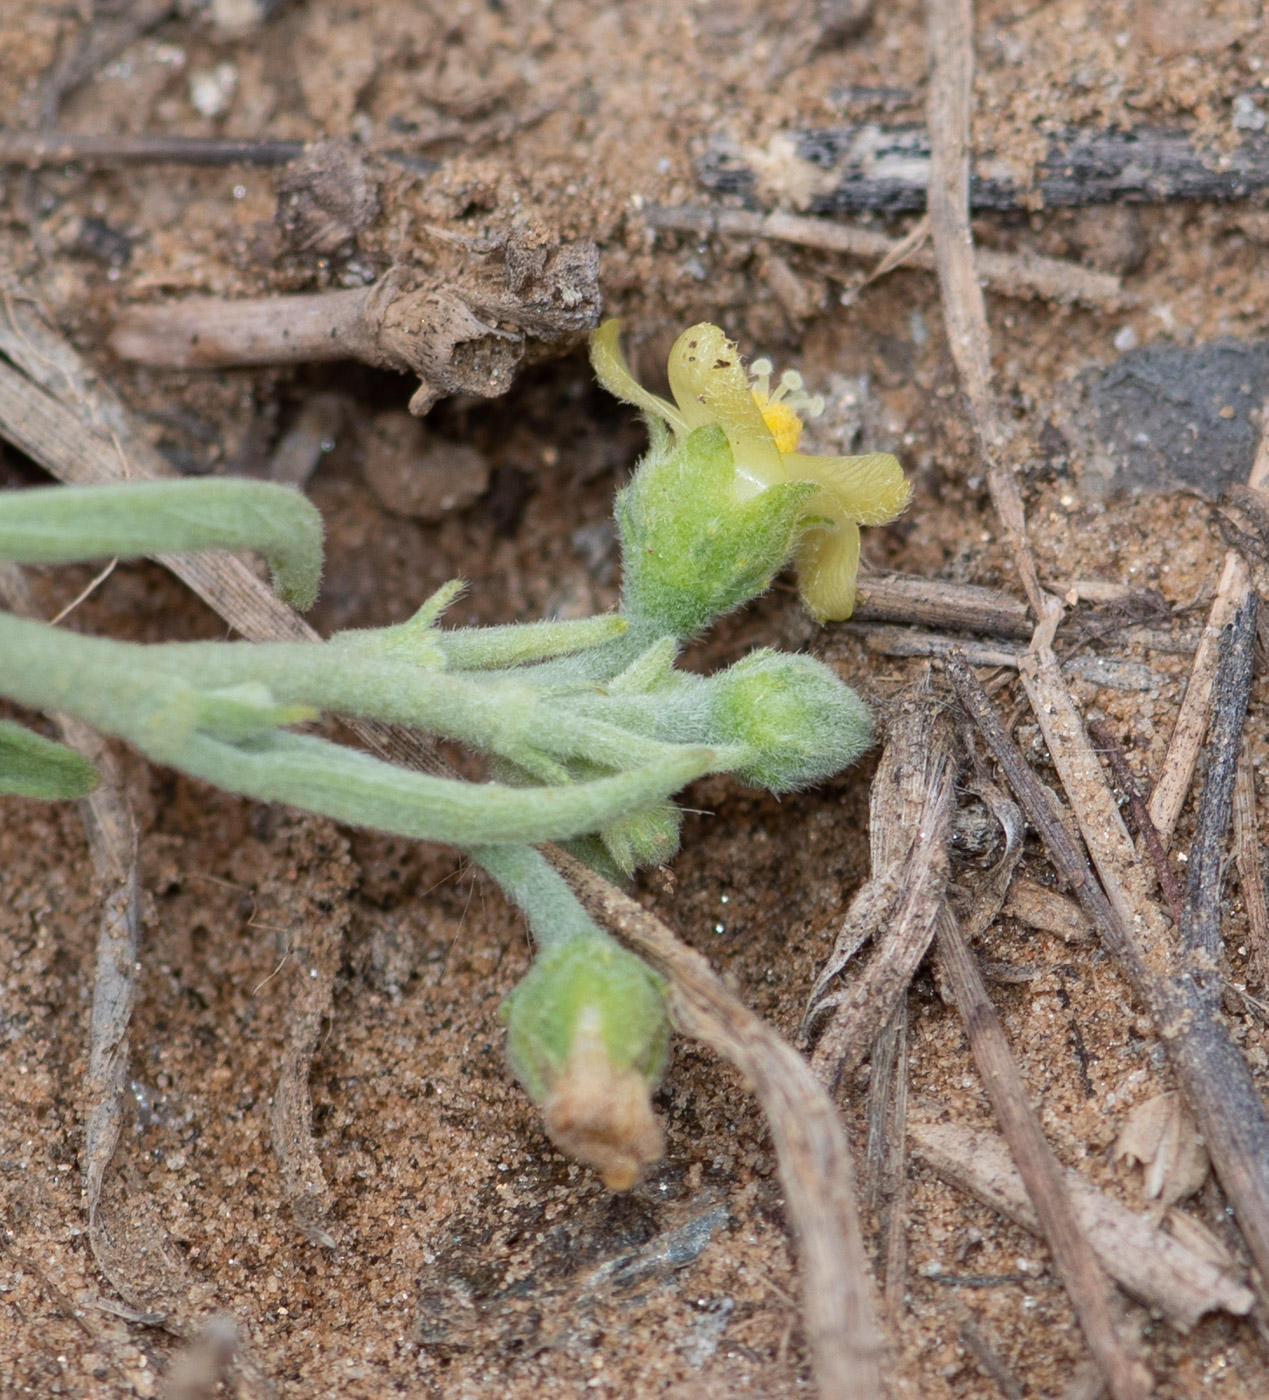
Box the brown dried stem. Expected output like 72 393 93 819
850 573 1032 637
936 904 1150 1400
1233 736 1269 988
1147 403 1269 842
923 0 1048 621
550 848 884 1400
1181 595 1259 975
0 131 306 168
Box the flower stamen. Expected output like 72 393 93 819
748 358 826 455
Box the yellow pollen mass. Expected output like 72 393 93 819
756 396 804 454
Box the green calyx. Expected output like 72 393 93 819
617 424 818 640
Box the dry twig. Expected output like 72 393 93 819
644 204 1127 309
551 849 884 1400
697 123 1269 215
853 624 1160 692
923 0 1048 621
1148 406 1269 842
1085 717 1185 928
850 572 1032 638
1181 596 1259 979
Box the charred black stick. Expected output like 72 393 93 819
699 124 1269 215
1183 595 1259 977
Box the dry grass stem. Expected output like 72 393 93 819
909 1114 1254 1329
1233 736 1269 987
1147 552 1254 842
935 905 1150 1400
0 131 305 167
923 0 1048 619
1086 717 1185 928
643 205 1127 308
550 848 884 1400
1148 406 1269 841
853 624 1160 691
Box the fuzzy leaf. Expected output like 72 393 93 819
0 480 324 610
0 719 99 799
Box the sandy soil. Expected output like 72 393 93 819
4 1 1269 1396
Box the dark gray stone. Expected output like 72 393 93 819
1074 339 1269 497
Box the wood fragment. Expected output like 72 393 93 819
935 905 1149 1400
1003 876 1092 943
1182 595 1258 977
850 572 1032 639
644 204 1127 309
1086 717 1185 928
805 687 956 1087
1232 736 1269 987
909 1114 1254 1331
696 124 1269 215
551 849 883 1400
947 652 1269 1305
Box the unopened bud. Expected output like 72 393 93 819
708 649 873 791
502 933 669 1189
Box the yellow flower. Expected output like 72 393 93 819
591 320 910 620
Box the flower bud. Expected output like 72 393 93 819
708 649 873 791
502 933 669 1189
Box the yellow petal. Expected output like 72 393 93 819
796 517 861 622
590 320 687 433
784 452 911 526
667 324 784 492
